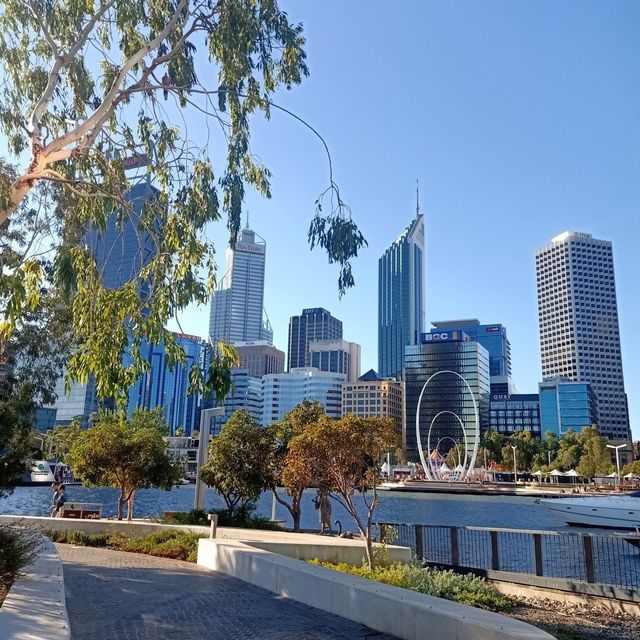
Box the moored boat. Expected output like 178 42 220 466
540 493 640 529
19 460 55 486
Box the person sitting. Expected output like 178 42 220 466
52 485 66 517
50 483 61 516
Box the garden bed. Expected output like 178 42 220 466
44 528 204 563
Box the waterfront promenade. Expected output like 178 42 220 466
58 544 398 640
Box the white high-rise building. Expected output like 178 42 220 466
535 231 630 439
209 225 272 346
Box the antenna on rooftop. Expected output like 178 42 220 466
416 179 420 216
245 210 250 229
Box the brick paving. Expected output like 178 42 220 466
57 544 398 640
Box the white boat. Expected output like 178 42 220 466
540 493 640 529
19 460 56 486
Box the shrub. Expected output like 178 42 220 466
0 524 42 575
164 504 282 531
308 560 514 613
44 528 203 563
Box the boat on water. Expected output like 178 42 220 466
540 493 640 529
19 460 55 486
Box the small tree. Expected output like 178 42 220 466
481 430 505 466
68 408 180 520
444 443 466 469
200 410 268 520
0 372 33 496
267 401 325 531
622 460 640 476
45 420 83 463
576 426 614 479
288 414 397 569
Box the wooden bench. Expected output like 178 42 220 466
60 502 102 519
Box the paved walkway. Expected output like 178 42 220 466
57 544 397 640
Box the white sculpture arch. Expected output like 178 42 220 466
415 370 480 481
426 411 469 480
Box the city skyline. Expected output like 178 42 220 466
167 2 638 437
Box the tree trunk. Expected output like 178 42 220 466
127 491 135 522
117 490 126 521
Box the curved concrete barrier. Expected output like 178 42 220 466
198 538 555 640
0 537 70 639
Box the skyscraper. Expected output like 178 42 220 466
535 231 630 439
309 339 361 381
287 308 342 371
209 225 272 347
431 320 512 395
378 213 425 380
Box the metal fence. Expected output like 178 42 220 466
377 522 640 592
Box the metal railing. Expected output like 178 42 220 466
377 522 640 592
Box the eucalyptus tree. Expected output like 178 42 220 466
0 1 365 409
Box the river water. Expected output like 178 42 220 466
0 485 569 532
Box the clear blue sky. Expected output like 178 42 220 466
4 2 638 435
172 0 640 436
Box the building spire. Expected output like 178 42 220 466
245 210 250 229
416 179 420 216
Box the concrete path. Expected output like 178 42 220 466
57 544 397 640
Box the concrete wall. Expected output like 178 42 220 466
0 515 410 565
0 537 70 640
198 538 554 640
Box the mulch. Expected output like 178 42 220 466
509 598 640 640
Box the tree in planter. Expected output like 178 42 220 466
0 1 366 412
287 414 397 569
267 400 325 531
68 408 181 520
200 410 268 521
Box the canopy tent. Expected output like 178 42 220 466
380 461 391 474
606 472 618 478
532 470 546 476
624 472 640 479
564 469 582 483
454 464 465 473
439 463 451 473
549 469 565 476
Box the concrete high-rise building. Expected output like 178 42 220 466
309 339 361 382
342 370 404 444
535 231 630 439
262 367 346 425
209 225 272 347
287 308 342 371
378 213 425 380
234 341 285 378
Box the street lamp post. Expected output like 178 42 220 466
606 444 626 488
511 445 518 488
194 407 225 511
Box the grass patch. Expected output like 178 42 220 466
44 528 202 563
308 560 515 613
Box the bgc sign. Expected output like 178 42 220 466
421 331 462 343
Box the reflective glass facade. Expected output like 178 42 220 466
539 380 598 438
489 394 540 436
209 226 272 346
126 333 204 435
287 308 342 371
262 367 346 425
210 369 263 436
431 320 511 377
378 215 425 380
404 339 490 464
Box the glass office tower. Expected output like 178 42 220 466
378 214 425 380
287 308 342 371
404 331 490 465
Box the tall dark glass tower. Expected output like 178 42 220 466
287 308 342 371
378 213 425 380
